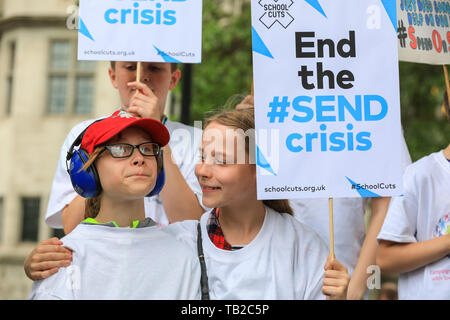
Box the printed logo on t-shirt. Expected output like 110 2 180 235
427 212 450 291
433 212 450 259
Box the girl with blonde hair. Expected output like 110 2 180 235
188 106 350 299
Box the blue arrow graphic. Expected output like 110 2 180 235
252 27 274 59
79 18 94 41
257 145 277 176
380 0 397 31
304 0 327 18
346 176 381 198
153 46 182 63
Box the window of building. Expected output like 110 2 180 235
6 41 16 115
20 197 40 242
48 40 95 115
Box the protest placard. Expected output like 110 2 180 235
78 0 203 63
251 0 403 200
397 0 450 65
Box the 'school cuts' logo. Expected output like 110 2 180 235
258 0 295 29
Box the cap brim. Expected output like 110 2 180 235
99 118 169 147
83 118 170 153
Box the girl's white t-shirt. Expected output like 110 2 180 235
174 207 329 300
377 150 450 300
29 221 201 300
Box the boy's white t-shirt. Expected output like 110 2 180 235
290 132 412 275
171 207 329 300
45 116 204 228
29 221 201 300
377 150 450 300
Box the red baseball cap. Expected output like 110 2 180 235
81 110 170 154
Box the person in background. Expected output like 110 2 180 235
376 90 450 299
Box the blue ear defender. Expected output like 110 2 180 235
66 125 166 199
68 148 102 199
148 151 165 197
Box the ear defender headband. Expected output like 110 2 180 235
66 117 167 199
66 125 102 198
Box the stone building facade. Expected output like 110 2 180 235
0 0 120 299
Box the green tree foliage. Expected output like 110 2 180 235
187 1 253 122
399 62 450 161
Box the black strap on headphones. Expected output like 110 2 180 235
66 119 104 172
197 223 210 300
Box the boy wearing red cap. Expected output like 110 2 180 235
29 111 200 299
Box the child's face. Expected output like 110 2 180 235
195 122 257 209
96 126 158 200
108 61 181 115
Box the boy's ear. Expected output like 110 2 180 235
169 68 182 91
108 67 119 89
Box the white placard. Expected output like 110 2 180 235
251 0 403 199
397 0 450 65
78 0 203 63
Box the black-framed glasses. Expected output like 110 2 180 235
103 142 161 158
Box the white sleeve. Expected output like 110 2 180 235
377 165 418 244
160 221 201 299
162 220 198 251
187 252 202 300
29 290 63 300
28 268 74 300
302 252 327 300
302 242 328 300
45 119 97 229
292 219 328 300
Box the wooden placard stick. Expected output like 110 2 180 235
444 65 450 107
137 61 142 83
329 197 335 259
